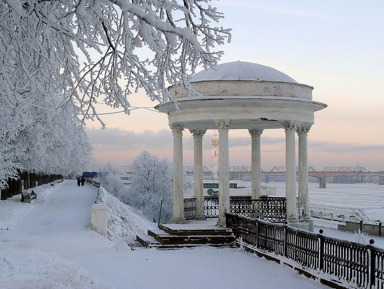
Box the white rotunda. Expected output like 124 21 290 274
155 61 327 226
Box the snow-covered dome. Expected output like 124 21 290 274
157 60 326 131
190 61 297 83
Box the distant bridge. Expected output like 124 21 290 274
184 166 384 188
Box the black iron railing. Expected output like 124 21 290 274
226 213 384 289
230 197 286 222
85 179 101 188
204 197 219 218
184 198 196 220
184 197 286 222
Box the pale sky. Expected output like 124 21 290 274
86 0 384 171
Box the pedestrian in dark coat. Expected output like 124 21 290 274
81 176 85 186
77 176 81 187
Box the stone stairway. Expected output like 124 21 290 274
136 221 235 249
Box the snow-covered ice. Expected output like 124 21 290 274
0 180 327 289
275 182 384 209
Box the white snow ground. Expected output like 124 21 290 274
0 180 327 289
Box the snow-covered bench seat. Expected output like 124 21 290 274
21 190 37 203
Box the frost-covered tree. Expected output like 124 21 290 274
1 0 231 126
0 90 33 188
97 163 126 199
15 99 92 177
126 151 172 222
0 90 92 189
0 0 230 190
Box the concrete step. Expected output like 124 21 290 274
136 234 160 248
147 229 235 246
136 234 234 249
159 223 233 236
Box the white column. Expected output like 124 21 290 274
217 121 230 226
171 125 185 223
190 129 206 220
297 125 311 220
249 129 263 199
284 122 298 222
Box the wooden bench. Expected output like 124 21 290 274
21 190 37 203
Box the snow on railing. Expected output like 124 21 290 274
85 179 102 203
184 197 286 222
226 213 383 289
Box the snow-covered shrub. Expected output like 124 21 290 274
126 151 172 223
354 229 370 245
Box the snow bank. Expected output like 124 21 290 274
0 244 112 289
96 187 155 243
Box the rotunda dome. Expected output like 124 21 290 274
156 60 326 131
189 61 297 83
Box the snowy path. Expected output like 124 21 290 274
2 180 108 252
0 180 327 289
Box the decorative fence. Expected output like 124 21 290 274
226 213 384 288
184 197 286 222
184 198 196 220
230 197 286 222
204 197 219 218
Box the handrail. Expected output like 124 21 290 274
226 213 383 288
85 179 101 203
184 197 286 222
85 179 100 188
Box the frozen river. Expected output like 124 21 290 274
274 182 384 209
272 182 384 221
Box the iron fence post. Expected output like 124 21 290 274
368 239 376 288
235 214 237 235
318 229 324 271
255 218 259 248
284 223 288 258
254 219 258 247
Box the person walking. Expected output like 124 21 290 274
81 176 85 186
77 176 81 187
